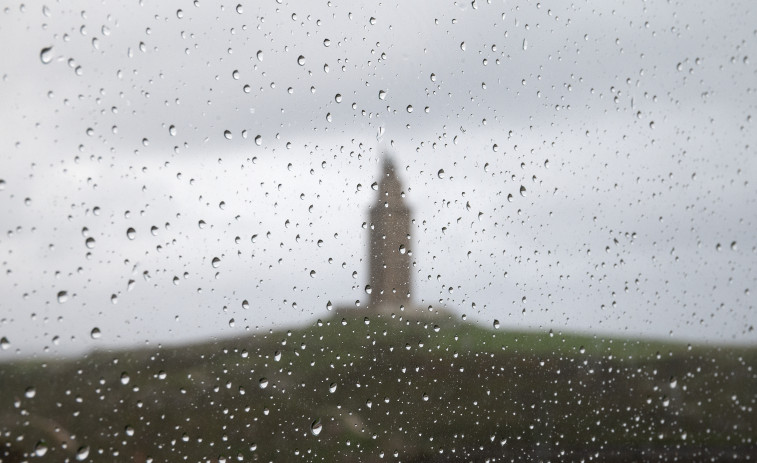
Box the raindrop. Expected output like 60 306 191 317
125 425 135 437
242 300 250 309
399 244 406 254
522 38 528 50
422 393 429 402
0 337 9 350
329 382 337 393
211 257 221 268
235 3 243 14
437 169 445 179
120 372 130 385
519 185 527 197
493 319 500 329
25 387 36 398
335 93 342 103
259 377 268 389
311 419 323 436
76 446 90 461
34 441 48 457
256 50 264 61
126 228 136 240
57 291 69 303
40 46 54 64
365 285 372 294
90 327 101 339
297 55 306 66
406 105 413 113
223 130 232 140
255 135 262 146
378 90 386 100
85 237 96 249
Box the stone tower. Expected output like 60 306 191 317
369 157 412 312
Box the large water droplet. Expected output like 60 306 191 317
40 47 54 64
259 377 268 389
311 419 322 436
90 327 101 339
126 228 136 240
34 441 48 457
297 55 306 66
211 257 221 268
76 446 90 461
57 291 69 303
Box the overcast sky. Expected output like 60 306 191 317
1 0 755 358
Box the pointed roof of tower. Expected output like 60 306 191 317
375 156 407 210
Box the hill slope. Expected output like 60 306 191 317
1 315 755 462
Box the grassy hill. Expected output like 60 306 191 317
1 314 755 462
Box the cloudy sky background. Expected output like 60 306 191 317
1 0 755 358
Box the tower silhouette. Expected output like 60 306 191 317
368 157 412 313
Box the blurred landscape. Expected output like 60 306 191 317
2 313 755 462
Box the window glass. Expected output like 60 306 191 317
1 1 755 461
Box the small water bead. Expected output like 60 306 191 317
493 319 500 329
223 130 232 140
0 337 9 350
329 382 337 393
90 327 101 339
120 372 130 385
406 105 413 113
126 228 136 240
256 50 263 61
259 377 268 389
57 291 69 303
335 93 342 103
519 185 527 197
242 300 250 309
437 169 445 179
378 90 386 100
211 257 221 268
323 38 331 47
297 55 306 66
255 135 262 146
85 237 96 249
125 425 135 437
25 387 36 398
235 3 243 14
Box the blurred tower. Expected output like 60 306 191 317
369 157 412 312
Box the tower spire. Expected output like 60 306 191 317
369 156 412 312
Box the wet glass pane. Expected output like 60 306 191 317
1 0 755 461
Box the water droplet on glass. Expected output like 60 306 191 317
311 419 322 436
519 185 527 197
90 327 101 339
329 382 337 393
378 90 386 100
0 337 9 350
57 291 69 303
223 130 232 140
40 46 54 64
76 446 90 461
256 50 264 61
126 228 136 240
406 105 413 113
125 425 135 437
422 393 429 402
259 377 268 389
211 257 221 268
493 319 500 329
255 135 262 146
522 38 528 50
85 237 95 249
364 285 372 294
399 244 406 254
235 3 243 14
25 387 36 398
34 441 48 457
437 169 445 179
120 372 130 385
297 55 306 66
335 93 342 103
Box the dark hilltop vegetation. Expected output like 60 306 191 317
1 314 755 462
